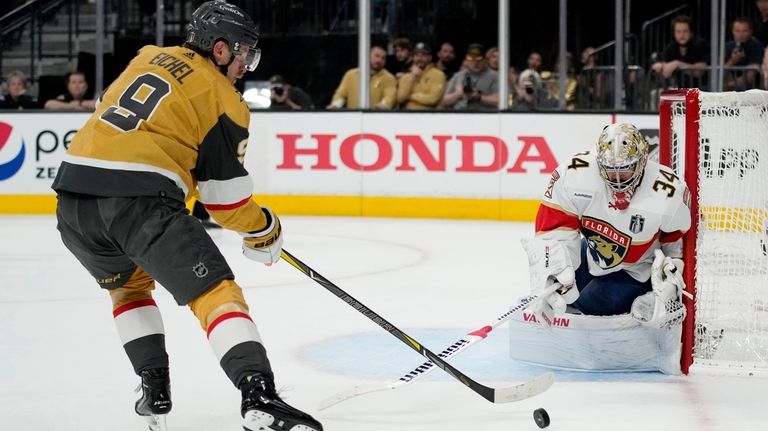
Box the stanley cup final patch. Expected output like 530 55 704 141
629 214 645 234
581 216 631 269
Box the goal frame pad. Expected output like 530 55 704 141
659 88 699 374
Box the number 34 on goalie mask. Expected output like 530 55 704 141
596 123 649 194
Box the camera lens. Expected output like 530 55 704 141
274 86 284 96
525 87 534 95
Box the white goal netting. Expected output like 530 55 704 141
668 90 768 373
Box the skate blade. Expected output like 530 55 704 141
243 410 319 431
143 413 168 431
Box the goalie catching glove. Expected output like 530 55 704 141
631 249 689 328
241 207 283 265
521 238 579 327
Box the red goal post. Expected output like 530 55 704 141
659 88 768 375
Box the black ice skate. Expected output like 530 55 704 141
240 374 323 431
135 368 172 431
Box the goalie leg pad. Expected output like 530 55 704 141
631 292 686 329
509 311 684 374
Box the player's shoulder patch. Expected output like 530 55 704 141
544 170 560 199
683 185 691 208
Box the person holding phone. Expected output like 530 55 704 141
724 17 765 90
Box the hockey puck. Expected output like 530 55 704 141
533 408 550 429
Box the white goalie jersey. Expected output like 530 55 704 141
535 151 691 282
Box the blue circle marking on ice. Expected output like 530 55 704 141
302 327 678 383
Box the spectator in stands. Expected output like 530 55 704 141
520 51 545 88
327 45 396 110
386 37 413 79
724 17 765 91
544 54 579 110
44 71 96 111
435 42 458 80
763 47 768 89
268 75 314 111
579 46 597 73
0 70 39 110
507 67 520 108
396 42 446 110
526 51 543 73
650 15 708 82
485 47 500 71
576 46 610 109
755 0 768 46
440 43 499 111
512 69 558 111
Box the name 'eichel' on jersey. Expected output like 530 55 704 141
54 44 249 206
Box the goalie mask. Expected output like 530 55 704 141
186 0 261 72
596 123 649 210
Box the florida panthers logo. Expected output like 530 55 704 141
581 217 631 269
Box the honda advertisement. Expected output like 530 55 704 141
0 111 659 216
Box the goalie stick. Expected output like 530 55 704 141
319 291 555 410
280 249 555 404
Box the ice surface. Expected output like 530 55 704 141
0 215 763 430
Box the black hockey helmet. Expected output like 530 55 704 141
185 0 261 71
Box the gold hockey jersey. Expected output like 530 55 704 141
53 45 266 232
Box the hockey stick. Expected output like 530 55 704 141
317 296 537 410
280 249 555 404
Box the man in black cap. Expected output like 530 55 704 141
396 42 446 110
440 43 499 111
268 74 315 110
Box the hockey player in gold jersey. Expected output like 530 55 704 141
52 1 322 430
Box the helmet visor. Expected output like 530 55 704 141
234 44 261 72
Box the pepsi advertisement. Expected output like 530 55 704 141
0 113 86 192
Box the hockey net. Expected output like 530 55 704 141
660 89 768 375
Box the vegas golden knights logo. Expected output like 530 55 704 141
629 214 645 234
